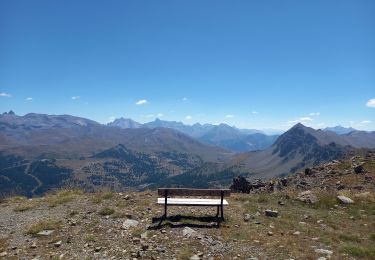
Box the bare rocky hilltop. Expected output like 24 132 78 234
0 151 374 259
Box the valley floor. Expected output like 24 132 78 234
0 155 374 260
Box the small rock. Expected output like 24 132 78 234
337 195 354 204
95 247 102 252
37 230 54 236
124 195 130 200
190 255 200 260
30 242 37 249
354 165 364 174
0 252 7 257
183 227 197 238
314 249 333 256
267 231 273 236
293 231 301 236
122 219 139 229
265 210 278 217
141 231 148 239
305 168 313 175
243 214 252 222
54 241 62 247
297 190 318 204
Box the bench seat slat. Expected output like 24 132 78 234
157 198 229 206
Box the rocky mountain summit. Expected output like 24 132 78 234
0 152 374 259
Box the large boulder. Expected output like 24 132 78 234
230 176 251 193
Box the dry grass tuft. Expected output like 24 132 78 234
27 219 62 235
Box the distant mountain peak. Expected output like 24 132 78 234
107 118 142 129
324 125 356 135
2 110 16 116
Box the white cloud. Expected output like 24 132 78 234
25 97 33 101
360 120 371 124
366 98 375 108
136 99 148 105
251 111 258 114
309 112 320 116
71 96 80 100
145 114 154 118
185 115 192 120
156 113 164 117
225 114 234 118
182 97 188 101
0 92 11 97
300 117 313 121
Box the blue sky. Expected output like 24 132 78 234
1 0 374 130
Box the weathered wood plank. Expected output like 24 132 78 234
157 188 231 197
157 198 229 206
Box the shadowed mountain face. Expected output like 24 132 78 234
109 118 277 152
229 124 353 178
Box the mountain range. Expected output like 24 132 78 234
109 117 278 152
1 111 375 197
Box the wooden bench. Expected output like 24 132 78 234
157 188 231 221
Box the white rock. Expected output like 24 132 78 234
37 230 54 236
122 219 139 229
315 248 333 255
190 255 200 260
183 227 197 238
337 195 354 204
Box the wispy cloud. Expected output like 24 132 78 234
309 112 320 116
366 98 375 108
185 115 192 120
300 117 313 121
145 114 154 118
71 96 80 100
251 111 258 115
0 92 11 97
136 99 148 105
25 97 33 101
156 113 164 117
360 120 371 124
225 114 234 118
182 97 188 101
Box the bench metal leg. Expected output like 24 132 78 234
221 205 224 221
216 206 219 217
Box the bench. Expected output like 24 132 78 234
157 188 231 221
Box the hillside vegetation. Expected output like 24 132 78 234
0 152 374 259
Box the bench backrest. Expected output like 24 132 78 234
158 188 231 197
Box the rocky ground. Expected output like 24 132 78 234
0 151 374 260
